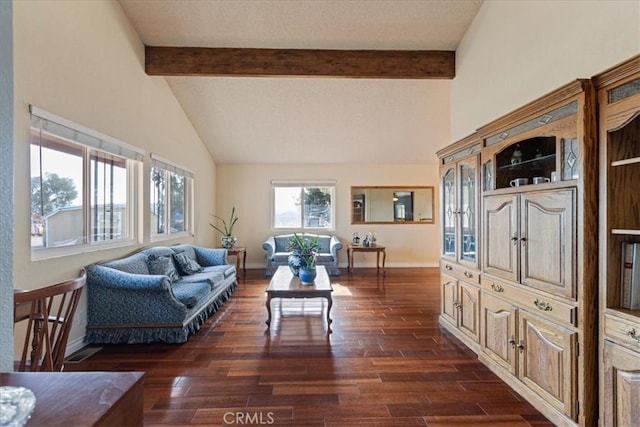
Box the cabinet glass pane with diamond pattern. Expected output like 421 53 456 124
442 167 456 258
460 164 476 263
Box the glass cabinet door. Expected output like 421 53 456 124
460 163 476 263
442 167 456 258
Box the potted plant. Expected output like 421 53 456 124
209 206 239 249
287 233 319 284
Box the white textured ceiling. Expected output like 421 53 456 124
118 0 483 164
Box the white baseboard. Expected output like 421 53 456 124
246 262 440 269
66 334 87 357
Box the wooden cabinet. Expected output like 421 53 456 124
595 55 640 426
352 195 364 223
602 340 640 426
481 290 578 420
439 134 481 270
481 291 517 374
441 272 481 348
438 134 483 351
484 189 576 299
518 310 577 419
440 78 598 426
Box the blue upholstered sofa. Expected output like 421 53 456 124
262 233 342 276
84 244 237 344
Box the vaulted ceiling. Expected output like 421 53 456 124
118 0 483 164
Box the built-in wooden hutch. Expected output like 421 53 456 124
436 56 640 425
594 55 640 427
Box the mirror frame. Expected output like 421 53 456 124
350 186 435 225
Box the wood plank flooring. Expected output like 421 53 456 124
68 268 553 426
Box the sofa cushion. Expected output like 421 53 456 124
171 281 211 309
316 254 335 263
274 235 291 252
173 251 204 275
142 246 175 259
193 247 227 266
102 252 150 275
179 271 224 287
272 252 291 263
204 265 236 279
171 244 198 261
147 254 181 282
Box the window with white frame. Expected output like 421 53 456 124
150 154 193 239
30 106 143 256
272 181 335 230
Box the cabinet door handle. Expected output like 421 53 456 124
520 235 527 246
491 283 504 292
511 234 519 245
628 328 640 343
517 340 525 352
444 264 453 270
508 335 516 347
464 271 473 278
533 299 553 311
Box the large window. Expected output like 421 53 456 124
150 154 193 239
30 106 143 257
272 181 335 230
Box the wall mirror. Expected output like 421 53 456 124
351 186 435 224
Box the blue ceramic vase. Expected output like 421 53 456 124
288 250 302 276
298 268 317 285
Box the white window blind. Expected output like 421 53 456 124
30 105 144 161
151 153 194 178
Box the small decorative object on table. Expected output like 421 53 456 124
287 233 319 282
0 386 36 427
209 206 239 249
367 231 376 247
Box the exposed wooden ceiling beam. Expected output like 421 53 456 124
145 47 455 79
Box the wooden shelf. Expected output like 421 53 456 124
611 157 640 167
611 229 640 235
498 153 556 170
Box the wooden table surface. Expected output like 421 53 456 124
0 371 144 426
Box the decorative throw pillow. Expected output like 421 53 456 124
173 252 204 275
147 254 181 282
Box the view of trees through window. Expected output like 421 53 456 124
150 166 189 236
273 185 334 229
30 111 137 253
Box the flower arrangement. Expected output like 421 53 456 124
287 233 319 269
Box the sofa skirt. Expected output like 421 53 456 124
85 281 237 344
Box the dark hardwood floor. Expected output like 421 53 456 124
68 268 553 426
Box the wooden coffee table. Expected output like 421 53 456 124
265 265 333 333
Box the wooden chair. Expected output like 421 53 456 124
14 271 86 371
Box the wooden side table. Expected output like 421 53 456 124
347 244 386 273
225 246 247 278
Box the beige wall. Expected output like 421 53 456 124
451 0 640 141
12 1 217 353
215 163 441 269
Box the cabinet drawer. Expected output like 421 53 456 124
441 261 480 284
481 276 577 327
605 314 640 351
